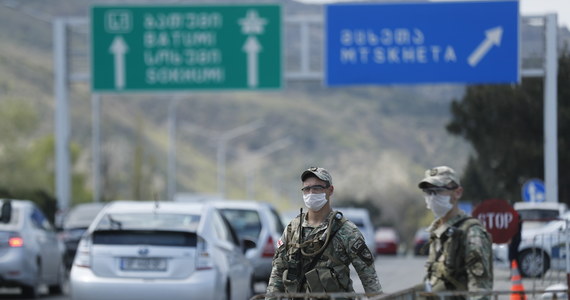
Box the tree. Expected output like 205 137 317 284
0 99 92 222
447 51 570 205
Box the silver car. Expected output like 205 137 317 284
70 200 255 300
212 200 285 283
0 199 66 298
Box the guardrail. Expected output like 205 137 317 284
251 288 569 300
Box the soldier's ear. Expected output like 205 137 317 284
454 186 463 200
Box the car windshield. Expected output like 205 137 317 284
94 213 201 231
219 209 262 240
518 209 560 221
65 205 104 228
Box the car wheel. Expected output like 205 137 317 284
519 249 550 278
21 283 40 299
48 263 66 295
22 259 41 298
249 275 256 298
225 280 231 300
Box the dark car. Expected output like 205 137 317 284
59 202 106 269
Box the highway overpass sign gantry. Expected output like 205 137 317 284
325 0 519 86
91 4 281 92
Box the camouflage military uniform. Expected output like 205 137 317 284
424 211 493 300
266 210 382 299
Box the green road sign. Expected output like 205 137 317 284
91 5 281 92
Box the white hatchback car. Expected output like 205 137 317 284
212 200 285 283
70 200 255 300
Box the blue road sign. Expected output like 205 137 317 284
522 179 546 202
325 1 519 86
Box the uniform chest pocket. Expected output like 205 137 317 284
306 266 349 293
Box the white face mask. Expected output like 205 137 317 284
303 193 328 211
424 194 453 218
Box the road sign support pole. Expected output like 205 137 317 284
54 18 71 212
168 97 181 201
544 14 558 203
92 94 101 203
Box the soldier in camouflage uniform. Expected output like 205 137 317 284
266 167 382 299
418 166 493 300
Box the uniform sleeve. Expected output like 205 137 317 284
265 227 288 298
465 225 493 300
346 226 383 294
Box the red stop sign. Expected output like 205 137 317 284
472 198 520 244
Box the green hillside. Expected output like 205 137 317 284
0 0 473 247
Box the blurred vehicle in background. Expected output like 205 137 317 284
59 202 106 270
492 202 569 277
70 200 255 300
413 227 430 256
335 207 376 254
0 199 66 298
374 227 400 255
494 212 570 278
280 209 300 227
212 200 285 283
514 202 567 230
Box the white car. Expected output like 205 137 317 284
70 200 255 300
0 199 66 298
334 207 376 255
494 212 570 278
212 200 285 283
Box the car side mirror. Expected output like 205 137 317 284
0 200 12 223
242 238 257 255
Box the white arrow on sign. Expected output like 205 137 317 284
109 36 129 90
243 36 262 88
468 26 503 67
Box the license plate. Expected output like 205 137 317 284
120 257 167 271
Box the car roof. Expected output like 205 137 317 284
103 200 209 214
211 200 273 210
334 207 372 220
514 202 567 211
0 199 34 208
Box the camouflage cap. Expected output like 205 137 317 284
418 166 460 189
301 167 332 185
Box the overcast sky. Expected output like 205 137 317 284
297 0 570 29
519 0 569 28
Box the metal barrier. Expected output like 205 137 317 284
250 288 569 300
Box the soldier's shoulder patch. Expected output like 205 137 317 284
351 237 374 266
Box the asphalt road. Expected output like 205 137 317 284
4 254 568 299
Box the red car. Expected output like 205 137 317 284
375 227 399 255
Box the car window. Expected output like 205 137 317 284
269 207 285 234
93 230 197 247
94 213 200 231
219 208 262 240
0 207 19 228
31 207 53 231
518 209 560 221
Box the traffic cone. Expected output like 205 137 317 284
510 260 527 300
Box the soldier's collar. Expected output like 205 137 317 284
302 211 336 229
430 211 469 238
